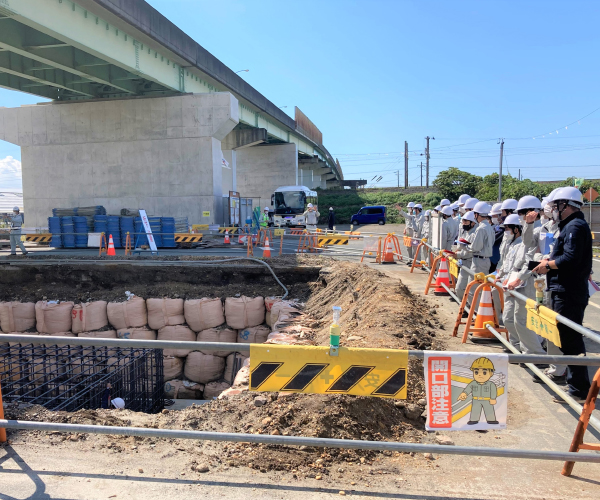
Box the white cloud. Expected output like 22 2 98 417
0 156 23 190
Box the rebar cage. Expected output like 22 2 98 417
0 342 164 413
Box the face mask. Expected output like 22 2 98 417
518 216 526 225
491 217 499 225
459 207 466 214
462 224 471 231
544 205 552 218
504 231 514 242
552 209 559 221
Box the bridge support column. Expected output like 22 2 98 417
0 93 238 228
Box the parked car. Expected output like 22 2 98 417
350 206 386 226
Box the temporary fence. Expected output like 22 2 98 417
1 334 600 470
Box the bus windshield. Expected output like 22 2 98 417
274 191 306 215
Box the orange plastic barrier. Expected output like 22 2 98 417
99 232 107 256
423 252 456 295
297 233 318 253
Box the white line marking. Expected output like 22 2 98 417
588 301 600 310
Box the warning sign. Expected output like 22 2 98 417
250 345 408 399
525 299 561 347
274 228 285 236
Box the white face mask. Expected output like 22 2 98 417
491 217 499 225
504 231 514 242
552 209 560 221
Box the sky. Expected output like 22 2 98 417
2 0 600 190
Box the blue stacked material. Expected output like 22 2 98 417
161 217 176 248
120 217 135 247
148 217 162 247
134 217 148 247
48 217 62 248
73 216 88 248
61 216 75 248
93 215 108 235
107 216 122 248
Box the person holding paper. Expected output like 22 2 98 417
454 211 477 301
497 214 546 356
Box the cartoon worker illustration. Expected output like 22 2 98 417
457 357 500 425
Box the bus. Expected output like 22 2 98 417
271 186 318 228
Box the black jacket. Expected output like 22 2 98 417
327 211 335 228
547 211 592 301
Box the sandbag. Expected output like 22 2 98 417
224 353 249 384
78 330 117 355
147 298 185 330
116 327 156 340
196 327 237 357
203 381 231 399
270 300 302 328
265 310 272 328
232 358 251 388
39 332 75 348
164 356 184 381
71 301 108 333
164 380 204 399
184 298 225 332
35 301 75 334
107 297 147 330
184 351 225 384
264 298 280 312
158 325 195 357
224 296 265 329
237 325 270 344
0 302 36 333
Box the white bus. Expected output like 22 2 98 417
271 186 318 228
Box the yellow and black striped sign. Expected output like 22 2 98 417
317 236 349 247
174 234 203 243
218 227 238 234
25 234 52 243
250 345 408 399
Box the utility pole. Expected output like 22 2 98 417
425 136 434 188
498 138 504 202
395 170 400 188
404 141 408 188
420 162 423 187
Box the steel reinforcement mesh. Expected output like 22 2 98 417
0 342 164 413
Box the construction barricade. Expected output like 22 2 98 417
424 250 456 295
410 238 430 272
297 233 318 253
361 236 382 263
381 233 402 264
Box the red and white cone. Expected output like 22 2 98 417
224 230 230 244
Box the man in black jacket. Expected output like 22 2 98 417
533 187 592 401
327 207 335 230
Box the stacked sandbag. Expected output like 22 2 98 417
78 330 118 355
224 353 249 384
71 301 108 334
164 356 184 380
184 298 224 332
237 325 270 344
224 296 265 329
184 351 225 384
164 379 204 399
270 300 302 331
117 327 156 340
147 298 185 330
35 301 74 334
0 302 36 333
107 297 147 330
204 381 231 399
196 326 237 357
158 325 195 357
264 298 280 328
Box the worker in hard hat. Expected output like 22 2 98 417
440 206 455 251
448 203 460 241
9 206 28 256
457 357 499 425
454 210 477 301
303 203 320 231
327 207 335 230
465 202 495 310
458 194 471 214
396 202 417 261
496 214 546 356
532 187 592 402
412 204 425 262
463 197 479 214
260 207 270 228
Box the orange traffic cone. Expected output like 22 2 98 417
263 238 271 258
107 234 116 256
472 285 497 339
382 238 395 263
224 230 230 244
433 258 450 295
238 232 245 244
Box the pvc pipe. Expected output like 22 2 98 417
1 419 599 463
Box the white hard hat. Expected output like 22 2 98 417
462 211 477 223
414 203 422 209
553 186 583 206
440 199 451 207
111 397 125 409
473 201 492 216
501 214 522 227
434 205 442 211
500 198 518 211
329 207 333 210
307 203 313 208
441 206 454 216
458 194 470 205
407 202 415 208
13 206 19 211
451 203 460 210
489 203 502 216
546 188 561 203
464 198 479 210
517 195 542 211
424 210 431 216
264 207 269 211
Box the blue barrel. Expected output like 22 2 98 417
73 216 88 248
61 216 75 248
161 217 176 248
107 216 121 248
120 216 135 247
48 216 62 248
